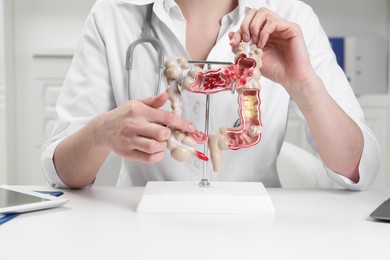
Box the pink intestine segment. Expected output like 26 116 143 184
163 42 263 172
187 54 256 94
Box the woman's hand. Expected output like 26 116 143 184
229 8 363 183
54 92 196 188
229 7 316 93
95 92 196 163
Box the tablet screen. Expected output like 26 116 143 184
0 186 69 215
0 188 49 208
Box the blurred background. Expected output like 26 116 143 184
0 0 389 188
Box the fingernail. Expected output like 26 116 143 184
252 35 258 44
230 33 237 44
258 39 264 49
243 33 250 42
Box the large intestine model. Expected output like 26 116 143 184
163 42 263 172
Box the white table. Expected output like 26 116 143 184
1 186 389 260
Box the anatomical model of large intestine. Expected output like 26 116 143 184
163 42 263 172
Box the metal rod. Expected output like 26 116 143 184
199 93 211 187
188 60 233 65
187 60 232 187
201 62 212 187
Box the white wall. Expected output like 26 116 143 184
305 0 389 38
4 0 96 185
0 0 7 184
305 0 389 95
0 0 4 84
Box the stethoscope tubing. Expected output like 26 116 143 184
126 4 165 100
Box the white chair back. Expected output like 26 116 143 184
277 142 332 188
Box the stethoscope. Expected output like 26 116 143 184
126 4 165 101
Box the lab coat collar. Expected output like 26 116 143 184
121 0 267 8
121 0 163 6
121 0 268 33
163 0 177 13
238 0 268 15
240 0 267 8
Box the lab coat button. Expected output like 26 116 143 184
194 159 203 169
193 102 201 114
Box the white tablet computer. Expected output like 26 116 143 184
0 185 69 214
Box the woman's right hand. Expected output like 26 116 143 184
94 92 196 163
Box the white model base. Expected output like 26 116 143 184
136 181 275 214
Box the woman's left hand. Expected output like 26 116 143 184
229 7 317 93
229 8 364 182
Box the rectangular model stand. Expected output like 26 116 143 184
136 181 275 214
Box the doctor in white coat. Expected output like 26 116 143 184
41 0 380 190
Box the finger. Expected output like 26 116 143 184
258 18 291 49
137 123 172 142
119 116 172 142
146 109 196 133
129 136 168 154
136 94 197 133
228 31 234 40
257 21 274 48
249 9 269 44
116 123 168 157
141 92 169 109
229 32 243 53
122 149 166 164
239 8 258 42
229 31 241 46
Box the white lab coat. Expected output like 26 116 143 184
41 0 380 190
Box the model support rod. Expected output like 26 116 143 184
188 61 233 187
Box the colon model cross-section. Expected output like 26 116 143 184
163 42 263 172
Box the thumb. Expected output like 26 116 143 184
141 92 169 109
228 31 235 40
228 31 242 53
